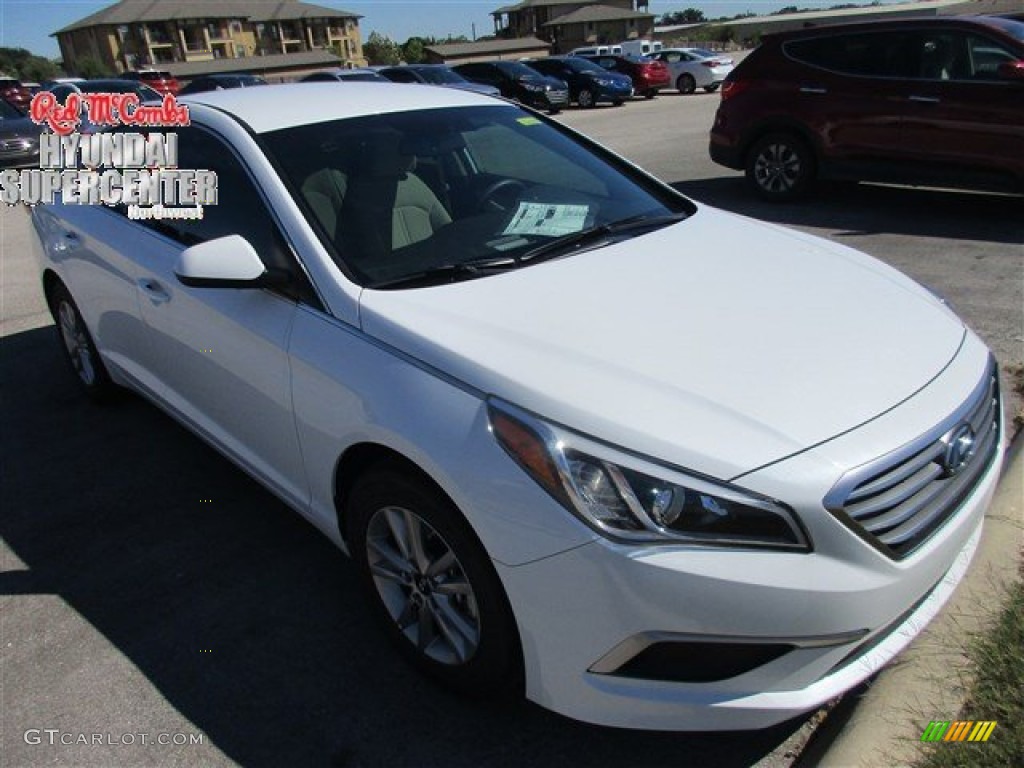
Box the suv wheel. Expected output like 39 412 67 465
745 132 815 202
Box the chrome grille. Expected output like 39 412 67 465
825 362 999 560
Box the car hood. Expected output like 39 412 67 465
359 205 965 480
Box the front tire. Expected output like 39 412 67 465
644 89 657 99
704 83 720 93
347 467 522 696
50 283 118 402
676 73 696 94
577 88 595 108
745 132 816 202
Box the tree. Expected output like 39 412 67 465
363 31 402 66
75 56 112 78
402 37 427 65
0 47 60 82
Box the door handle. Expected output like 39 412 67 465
799 86 827 94
909 95 940 104
138 277 171 304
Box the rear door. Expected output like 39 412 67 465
781 30 918 170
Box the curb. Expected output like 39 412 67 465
796 435 1023 767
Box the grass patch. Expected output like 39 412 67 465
1006 364 1024 436
917 574 1024 768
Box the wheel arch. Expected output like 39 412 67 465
41 269 63 317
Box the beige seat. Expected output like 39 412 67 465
318 132 451 261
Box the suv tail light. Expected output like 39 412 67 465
720 79 751 100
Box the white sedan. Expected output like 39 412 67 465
31 83 1002 731
650 47 735 93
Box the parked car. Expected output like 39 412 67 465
30 82 1003 732
301 68 389 83
452 60 568 113
378 65 501 97
649 48 734 93
179 73 267 94
525 56 633 107
0 76 32 110
0 97 40 167
580 53 670 98
710 15 1024 200
119 69 180 95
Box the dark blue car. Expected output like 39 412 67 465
525 56 633 108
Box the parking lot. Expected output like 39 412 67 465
1 89 1021 768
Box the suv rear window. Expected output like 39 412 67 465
785 31 917 78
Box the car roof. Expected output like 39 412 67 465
765 13 1023 41
181 82 501 133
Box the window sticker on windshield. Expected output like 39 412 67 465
516 116 541 126
503 202 589 237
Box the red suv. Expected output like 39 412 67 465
709 16 1024 200
120 69 180 95
580 54 671 98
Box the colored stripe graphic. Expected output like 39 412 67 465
921 720 997 742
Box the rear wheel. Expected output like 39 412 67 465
643 89 657 99
51 283 118 402
347 467 522 696
577 88 595 108
745 132 816 202
676 73 696 94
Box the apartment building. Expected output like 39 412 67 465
491 1 654 52
54 0 365 77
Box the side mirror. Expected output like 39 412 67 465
174 235 281 289
996 60 1024 81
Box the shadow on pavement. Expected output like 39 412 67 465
1 326 810 768
671 177 1024 245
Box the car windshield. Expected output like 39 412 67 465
416 68 464 84
262 104 693 289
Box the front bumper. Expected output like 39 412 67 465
496 448 998 730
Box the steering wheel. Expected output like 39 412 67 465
478 179 527 213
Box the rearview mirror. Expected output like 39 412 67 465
174 235 276 289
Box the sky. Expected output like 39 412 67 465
0 0 899 60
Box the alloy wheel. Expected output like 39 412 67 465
58 300 97 386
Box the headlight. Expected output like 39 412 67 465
488 398 809 551
595 78 614 87
521 82 544 92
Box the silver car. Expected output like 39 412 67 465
651 48 735 94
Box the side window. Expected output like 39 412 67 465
386 69 417 83
128 127 315 303
965 34 1018 80
917 33 968 81
785 32 917 78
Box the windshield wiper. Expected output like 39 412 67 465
518 212 689 264
368 256 519 289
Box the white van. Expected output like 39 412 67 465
619 39 662 57
569 44 622 56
